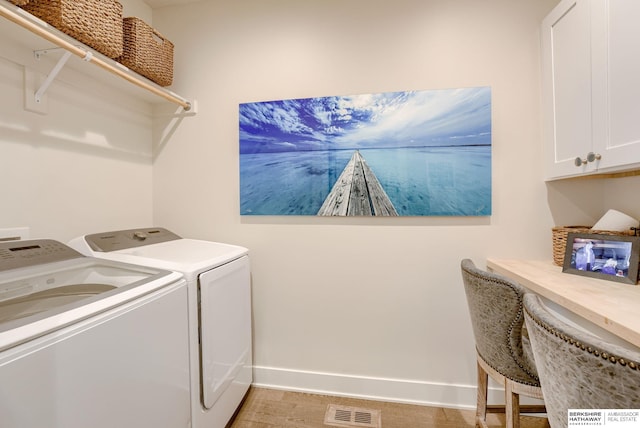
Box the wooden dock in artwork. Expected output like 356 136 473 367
317 150 398 216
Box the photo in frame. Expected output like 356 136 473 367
563 232 640 285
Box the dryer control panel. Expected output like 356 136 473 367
83 228 181 252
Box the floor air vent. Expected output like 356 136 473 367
324 404 381 427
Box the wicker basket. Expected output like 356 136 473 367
117 17 174 87
22 0 123 59
8 0 30 6
552 225 633 266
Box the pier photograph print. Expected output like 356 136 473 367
239 86 491 216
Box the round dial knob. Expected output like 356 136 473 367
133 231 147 241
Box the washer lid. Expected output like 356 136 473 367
70 229 248 275
0 239 183 351
113 239 248 273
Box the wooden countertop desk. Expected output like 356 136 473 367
487 259 640 349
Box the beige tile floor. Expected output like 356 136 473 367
229 387 550 428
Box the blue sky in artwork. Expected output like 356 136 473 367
239 87 491 154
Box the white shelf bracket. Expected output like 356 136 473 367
33 49 72 103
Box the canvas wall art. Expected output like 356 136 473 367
239 86 491 216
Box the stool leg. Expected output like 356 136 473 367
505 380 520 428
476 359 488 428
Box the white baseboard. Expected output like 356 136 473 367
253 365 483 409
252 366 545 410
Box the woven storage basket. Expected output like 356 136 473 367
552 225 633 266
8 0 30 6
22 0 123 59
117 17 174 87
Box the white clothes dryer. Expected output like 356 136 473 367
0 239 191 428
69 227 252 428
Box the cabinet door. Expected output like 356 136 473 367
592 0 640 171
541 0 594 179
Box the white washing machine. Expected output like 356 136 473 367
69 227 252 428
0 239 191 428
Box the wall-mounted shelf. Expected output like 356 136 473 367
0 0 194 112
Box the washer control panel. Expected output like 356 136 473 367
84 227 181 252
0 240 83 271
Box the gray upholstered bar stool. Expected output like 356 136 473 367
523 293 640 428
460 259 546 428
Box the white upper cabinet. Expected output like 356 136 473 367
542 0 640 179
541 0 593 178
592 0 640 171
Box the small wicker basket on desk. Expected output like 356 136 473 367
552 225 633 266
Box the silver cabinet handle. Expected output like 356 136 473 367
574 152 601 167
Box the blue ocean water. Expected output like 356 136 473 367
239 146 491 216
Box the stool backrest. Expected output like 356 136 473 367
460 259 538 385
523 293 640 428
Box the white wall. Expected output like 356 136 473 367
0 0 155 240
602 175 640 220
544 174 640 231
152 0 565 408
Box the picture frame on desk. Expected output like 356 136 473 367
563 232 640 285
